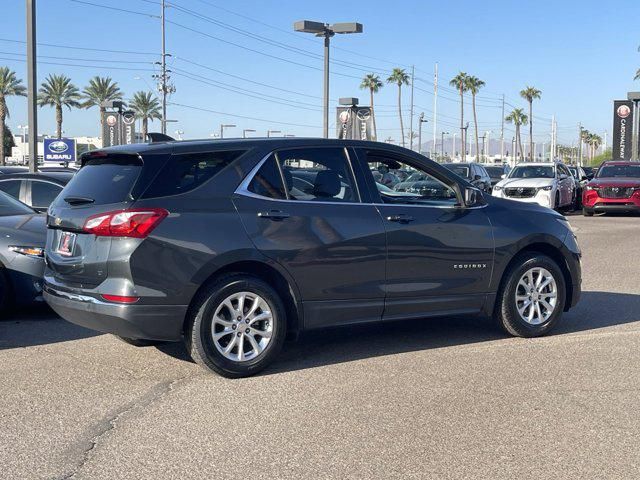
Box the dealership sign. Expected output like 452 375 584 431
336 106 374 140
612 100 634 161
43 138 76 164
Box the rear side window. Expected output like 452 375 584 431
141 150 244 198
247 155 287 199
31 181 62 209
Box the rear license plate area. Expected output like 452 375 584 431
56 231 77 257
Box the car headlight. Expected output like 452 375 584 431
9 246 44 258
539 185 553 191
493 185 502 191
585 185 597 191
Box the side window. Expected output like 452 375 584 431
276 147 359 203
0 180 21 200
247 155 287 199
31 181 62 208
141 150 245 198
365 151 458 206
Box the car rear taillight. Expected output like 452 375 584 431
83 208 168 238
101 294 140 304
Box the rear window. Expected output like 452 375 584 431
62 156 143 205
141 150 244 198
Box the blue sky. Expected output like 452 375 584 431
3 0 639 149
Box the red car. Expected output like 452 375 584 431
582 161 640 216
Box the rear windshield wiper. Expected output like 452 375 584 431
64 196 95 206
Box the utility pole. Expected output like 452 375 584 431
480 134 486 163
432 62 438 158
160 0 167 134
409 65 415 150
417 112 427 155
603 130 607 154
500 94 505 163
577 123 583 167
452 133 456 161
463 122 470 161
441 131 449 160
26 0 38 172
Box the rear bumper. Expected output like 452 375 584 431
43 284 187 341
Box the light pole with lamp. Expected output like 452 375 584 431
417 113 428 154
293 20 363 138
267 130 281 138
174 130 184 140
219 124 235 139
242 129 256 138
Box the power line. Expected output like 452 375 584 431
0 37 156 56
0 50 153 65
69 0 159 17
0 56 156 72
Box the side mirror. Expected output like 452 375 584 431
473 174 482 181
500 174 506 179
464 187 484 207
581 175 588 181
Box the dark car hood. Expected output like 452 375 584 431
0 214 47 247
588 177 640 188
485 194 564 217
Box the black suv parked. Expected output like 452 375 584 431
44 139 581 377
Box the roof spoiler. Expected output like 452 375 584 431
146 132 176 143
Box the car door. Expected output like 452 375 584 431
355 148 495 321
233 146 387 329
557 164 573 205
0 179 26 203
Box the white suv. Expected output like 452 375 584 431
492 162 575 210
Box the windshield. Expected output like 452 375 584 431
597 164 640 178
443 164 470 178
0 191 34 216
509 166 554 179
485 166 504 177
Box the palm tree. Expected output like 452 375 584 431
81 76 123 132
129 91 161 140
520 86 542 161
505 108 528 161
38 74 81 139
359 73 383 140
0 67 26 166
580 128 591 163
387 68 410 147
449 72 469 161
466 76 485 162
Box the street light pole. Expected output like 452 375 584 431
26 0 38 172
219 124 236 139
294 21 363 139
267 130 281 138
243 129 256 138
417 113 428 155
441 131 449 161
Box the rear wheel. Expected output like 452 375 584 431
495 253 566 337
187 274 286 378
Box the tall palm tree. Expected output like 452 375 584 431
449 72 469 161
38 74 81 139
81 76 123 132
505 108 528 161
387 68 410 147
360 73 383 141
129 91 161 140
580 128 591 164
520 86 542 161
466 75 485 162
0 67 26 166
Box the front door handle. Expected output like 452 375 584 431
386 214 415 223
257 210 290 220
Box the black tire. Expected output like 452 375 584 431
554 192 561 211
186 273 286 378
582 208 594 217
114 335 164 347
494 253 566 338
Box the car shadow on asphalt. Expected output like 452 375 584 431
0 306 100 350
262 290 640 376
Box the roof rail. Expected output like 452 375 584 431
146 132 176 143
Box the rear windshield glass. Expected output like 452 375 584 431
141 150 245 198
62 160 142 205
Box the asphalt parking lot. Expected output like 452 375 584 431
1 214 639 480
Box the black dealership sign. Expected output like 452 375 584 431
102 111 121 147
121 110 136 145
612 100 634 161
336 106 374 140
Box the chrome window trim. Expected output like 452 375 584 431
235 151 487 210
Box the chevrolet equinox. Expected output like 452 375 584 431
44 139 581 378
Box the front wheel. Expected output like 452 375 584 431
494 253 566 337
187 274 286 378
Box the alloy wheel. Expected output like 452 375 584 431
515 267 558 325
211 292 273 362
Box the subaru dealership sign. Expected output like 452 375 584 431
43 138 76 165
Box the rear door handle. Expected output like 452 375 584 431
386 214 415 223
257 210 290 220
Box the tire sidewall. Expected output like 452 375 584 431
499 254 566 337
191 276 286 377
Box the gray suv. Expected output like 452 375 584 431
44 139 581 378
